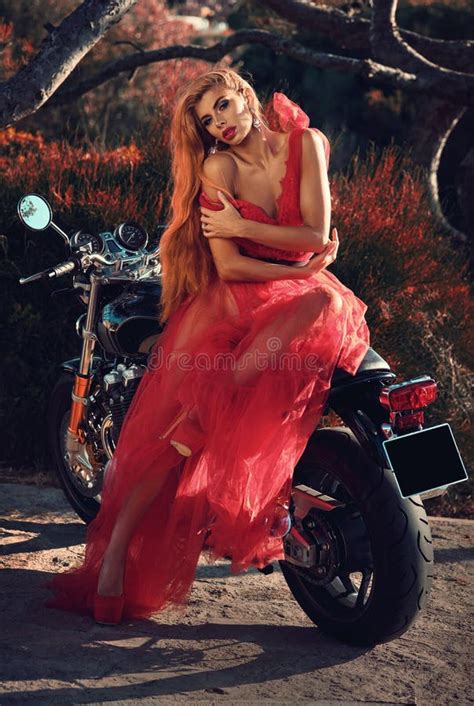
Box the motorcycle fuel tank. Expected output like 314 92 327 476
97 279 165 357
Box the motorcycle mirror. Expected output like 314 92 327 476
17 194 52 231
17 193 70 245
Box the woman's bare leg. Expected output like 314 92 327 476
233 290 335 387
97 448 184 596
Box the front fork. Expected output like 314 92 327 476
65 272 101 470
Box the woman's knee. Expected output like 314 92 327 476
301 287 344 319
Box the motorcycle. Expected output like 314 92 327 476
17 193 468 646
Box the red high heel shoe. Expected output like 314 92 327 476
159 406 206 457
93 592 125 626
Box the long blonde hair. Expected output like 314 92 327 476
157 67 268 326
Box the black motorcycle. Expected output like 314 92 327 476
17 193 468 646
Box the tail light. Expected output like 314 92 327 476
379 376 437 411
379 376 437 432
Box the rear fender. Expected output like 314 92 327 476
326 372 395 468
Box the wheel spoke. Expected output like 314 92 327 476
355 568 372 610
339 572 357 598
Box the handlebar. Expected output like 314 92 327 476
87 252 116 267
19 257 80 285
18 248 155 286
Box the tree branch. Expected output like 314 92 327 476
369 0 469 244
369 0 474 96
49 29 474 109
260 0 474 72
0 0 138 128
370 0 447 72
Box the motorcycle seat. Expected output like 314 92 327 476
331 346 392 386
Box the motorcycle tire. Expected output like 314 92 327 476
48 373 101 524
280 426 434 646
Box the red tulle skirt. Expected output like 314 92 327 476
44 267 370 620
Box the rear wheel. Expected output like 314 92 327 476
48 373 103 524
281 426 434 646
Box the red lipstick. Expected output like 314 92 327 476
223 126 236 139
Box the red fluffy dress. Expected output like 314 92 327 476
44 92 370 620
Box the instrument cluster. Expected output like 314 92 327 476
70 221 149 257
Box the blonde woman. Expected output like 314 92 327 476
46 68 370 625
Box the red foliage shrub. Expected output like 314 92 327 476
331 145 471 374
0 127 168 232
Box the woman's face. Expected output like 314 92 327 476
195 86 252 145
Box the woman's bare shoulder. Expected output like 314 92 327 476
202 152 237 180
301 127 330 172
201 152 237 198
301 127 325 157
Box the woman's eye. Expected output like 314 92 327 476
203 100 228 127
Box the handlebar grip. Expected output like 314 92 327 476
49 259 78 278
19 257 79 285
19 271 49 285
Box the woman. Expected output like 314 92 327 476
45 68 370 625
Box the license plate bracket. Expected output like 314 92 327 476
382 423 468 499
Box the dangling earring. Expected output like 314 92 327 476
250 108 266 141
208 138 219 156
251 110 262 131
244 98 261 131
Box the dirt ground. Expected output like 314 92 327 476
0 482 472 706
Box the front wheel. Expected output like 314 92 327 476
280 427 434 646
48 373 102 523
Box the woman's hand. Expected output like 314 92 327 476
299 227 339 278
200 191 243 239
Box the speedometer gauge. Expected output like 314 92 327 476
114 222 148 251
71 230 104 254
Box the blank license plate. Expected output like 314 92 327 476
382 423 468 499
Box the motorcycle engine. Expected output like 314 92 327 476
103 362 147 442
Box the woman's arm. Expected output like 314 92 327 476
224 255 310 282
238 220 323 253
238 129 331 254
201 156 313 282
225 231 339 282
200 155 245 280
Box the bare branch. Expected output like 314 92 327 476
407 98 468 244
260 0 474 72
0 0 138 128
426 104 468 245
369 0 470 244
113 40 146 54
50 29 474 108
368 0 474 100
370 0 444 72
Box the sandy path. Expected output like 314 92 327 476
0 483 472 705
